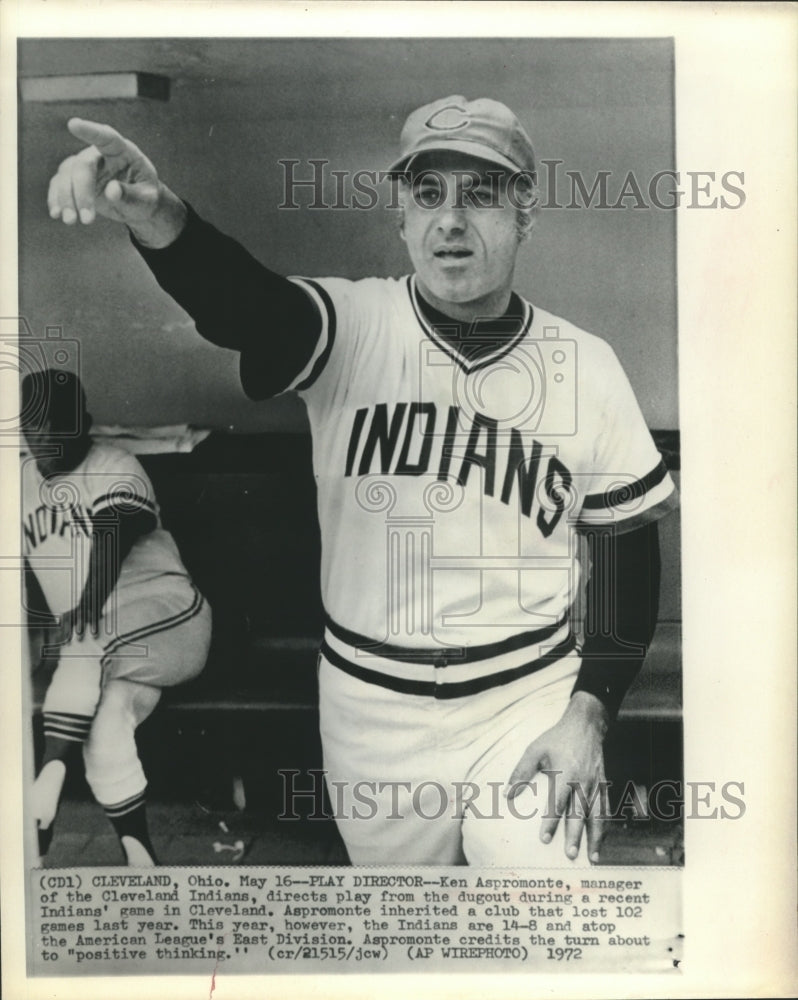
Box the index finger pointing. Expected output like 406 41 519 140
67 117 129 155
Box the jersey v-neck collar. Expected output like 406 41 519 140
406 274 533 374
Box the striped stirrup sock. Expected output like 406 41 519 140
42 711 93 745
104 791 158 865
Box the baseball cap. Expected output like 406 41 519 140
387 95 536 177
20 367 90 436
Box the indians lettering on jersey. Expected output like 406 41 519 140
22 494 93 553
344 401 572 539
281 274 677 648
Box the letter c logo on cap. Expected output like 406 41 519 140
425 105 470 132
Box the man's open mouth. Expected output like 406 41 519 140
434 248 473 259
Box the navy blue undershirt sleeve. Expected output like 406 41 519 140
572 521 661 720
130 204 323 400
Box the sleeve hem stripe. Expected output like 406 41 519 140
581 459 668 510
92 494 155 510
291 278 337 392
576 490 679 533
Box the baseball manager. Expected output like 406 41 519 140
47 95 677 866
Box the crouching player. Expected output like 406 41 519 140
21 368 211 865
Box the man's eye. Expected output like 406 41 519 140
415 185 442 207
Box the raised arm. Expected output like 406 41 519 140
48 119 322 398
48 118 187 247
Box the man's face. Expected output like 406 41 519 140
22 420 64 477
399 152 523 318
22 417 89 477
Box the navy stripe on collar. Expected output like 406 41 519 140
407 275 533 374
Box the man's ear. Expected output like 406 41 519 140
396 201 407 242
395 178 409 242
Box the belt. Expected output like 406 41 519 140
320 616 577 699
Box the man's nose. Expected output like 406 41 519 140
435 197 467 233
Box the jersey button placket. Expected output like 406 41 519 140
433 653 447 699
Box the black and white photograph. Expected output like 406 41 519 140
1 2 795 998
18 32 684 873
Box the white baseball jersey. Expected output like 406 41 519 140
280 274 676 695
21 442 201 636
